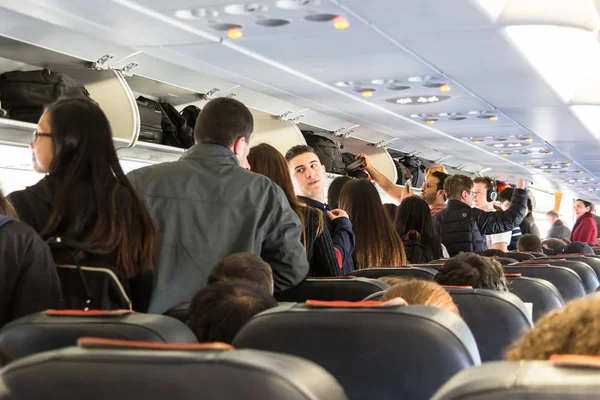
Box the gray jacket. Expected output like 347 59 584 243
127 144 309 314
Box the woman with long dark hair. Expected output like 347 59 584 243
571 199 598 244
338 179 406 269
248 143 341 276
395 196 442 263
8 97 159 311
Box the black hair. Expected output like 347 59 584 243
394 196 442 259
285 145 316 162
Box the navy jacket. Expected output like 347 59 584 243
299 197 355 275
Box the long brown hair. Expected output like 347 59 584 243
41 98 158 278
247 143 324 246
0 186 18 218
338 179 406 269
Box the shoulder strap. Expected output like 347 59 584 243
0 215 16 229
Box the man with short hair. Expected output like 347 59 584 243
546 210 571 242
285 145 355 274
432 174 528 256
473 177 511 252
517 234 543 253
357 153 448 215
128 98 309 314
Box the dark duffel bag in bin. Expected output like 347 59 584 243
136 98 163 144
0 69 90 123
302 131 347 175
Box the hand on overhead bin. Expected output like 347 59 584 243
356 153 371 168
516 179 526 189
328 209 349 220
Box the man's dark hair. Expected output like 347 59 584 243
499 187 514 203
481 249 506 258
473 176 494 191
435 252 508 291
187 281 277 344
431 171 449 192
443 174 473 200
208 253 273 294
517 234 542 253
542 238 567 250
194 98 253 147
285 145 316 162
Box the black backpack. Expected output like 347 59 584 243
0 69 90 123
399 155 426 188
136 96 180 148
402 230 434 264
302 131 347 175
181 105 201 132
159 101 194 149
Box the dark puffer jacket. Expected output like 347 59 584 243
433 189 528 256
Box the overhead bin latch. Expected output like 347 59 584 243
201 88 220 100
333 125 358 139
120 62 139 77
276 109 307 124
89 54 115 71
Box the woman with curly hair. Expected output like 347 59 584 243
506 296 600 360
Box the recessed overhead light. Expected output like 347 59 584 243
371 79 387 85
565 162 572 166
388 96 450 105
224 3 261 15
440 84 451 92
426 119 436 125
334 81 353 87
304 13 337 22
358 88 375 97
473 140 482 144
333 16 350 29
408 76 424 83
275 0 317 10
489 116 498 121
578 170 585 174
525 138 533 142
174 9 196 19
227 27 243 39
396 98 413 104
468 111 481 115
428 96 439 102
546 151 553 155
417 97 428 103
501 153 510 157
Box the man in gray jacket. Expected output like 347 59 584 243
127 98 309 314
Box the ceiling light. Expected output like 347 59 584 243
428 96 439 102
525 138 533 142
408 76 424 83
579 170 585 174
489 116 498 121
371 79 387 85
501 153 510 157
525 163 533 167
417 97 428 103
333 16 350 29
570 105 600 140
359 89 375 97
440 84 451 92
565 162 571 166
227 27 243 39
546 151 553 155
335 81 353 87
505 25 599 102
590 178 595 181
426 120 436 125
396 98 413 104
174 9 196 19
493 143 505 148
276 0 318 10
473 140 482 144
224 3 260 15
468 111 481 115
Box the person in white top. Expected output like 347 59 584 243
472 177 512 252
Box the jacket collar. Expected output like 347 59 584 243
180 143 239 166
298 196 328 210
578 212 594 221
446 199 472 210
553 219 565 227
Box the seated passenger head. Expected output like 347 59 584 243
194 98 254 167
480 249 506 258
0 186 17 218
327 175 353 209
383 203 398 222
545 210 560 224
285 145 326 201
517 234 543 253
563 242 594 255
395 196 441 259
443 174 475 206
542 238 567 251
574 199 593 219
435 252 508 291
506 296 600 360
187 281 277 344
422 171 449 206
208 253 274 294
381 277 459 316
338 179 406 269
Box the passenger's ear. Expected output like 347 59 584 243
232 136 247 155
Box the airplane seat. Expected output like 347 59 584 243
555 256 600 279
350 267 437 281
412 263 445 271
432 356 600 400
503 265 586 301
233 301 480 400
505 252 536 261
504 274 564 322
530 252 548 258
491 257 520 265
0 338 347 400
274 277 389 302
163 302 190 323
0 310 198 361
522 259 599 293
445 287 533 362
363 291 386 301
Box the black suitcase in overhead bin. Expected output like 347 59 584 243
136 98 163 144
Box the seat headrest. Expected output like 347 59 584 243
0 342 347 400
506 252 536 261
76 337 232 351
233 303 479 400
0 311 198 361
503 265 586 301
432 359 600 400
274 277 389 302
445 288 533 361
351 267 437 281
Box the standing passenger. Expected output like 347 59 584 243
571 199 598 244
8 98 157 312
248 143 341 276
127 98 309 313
